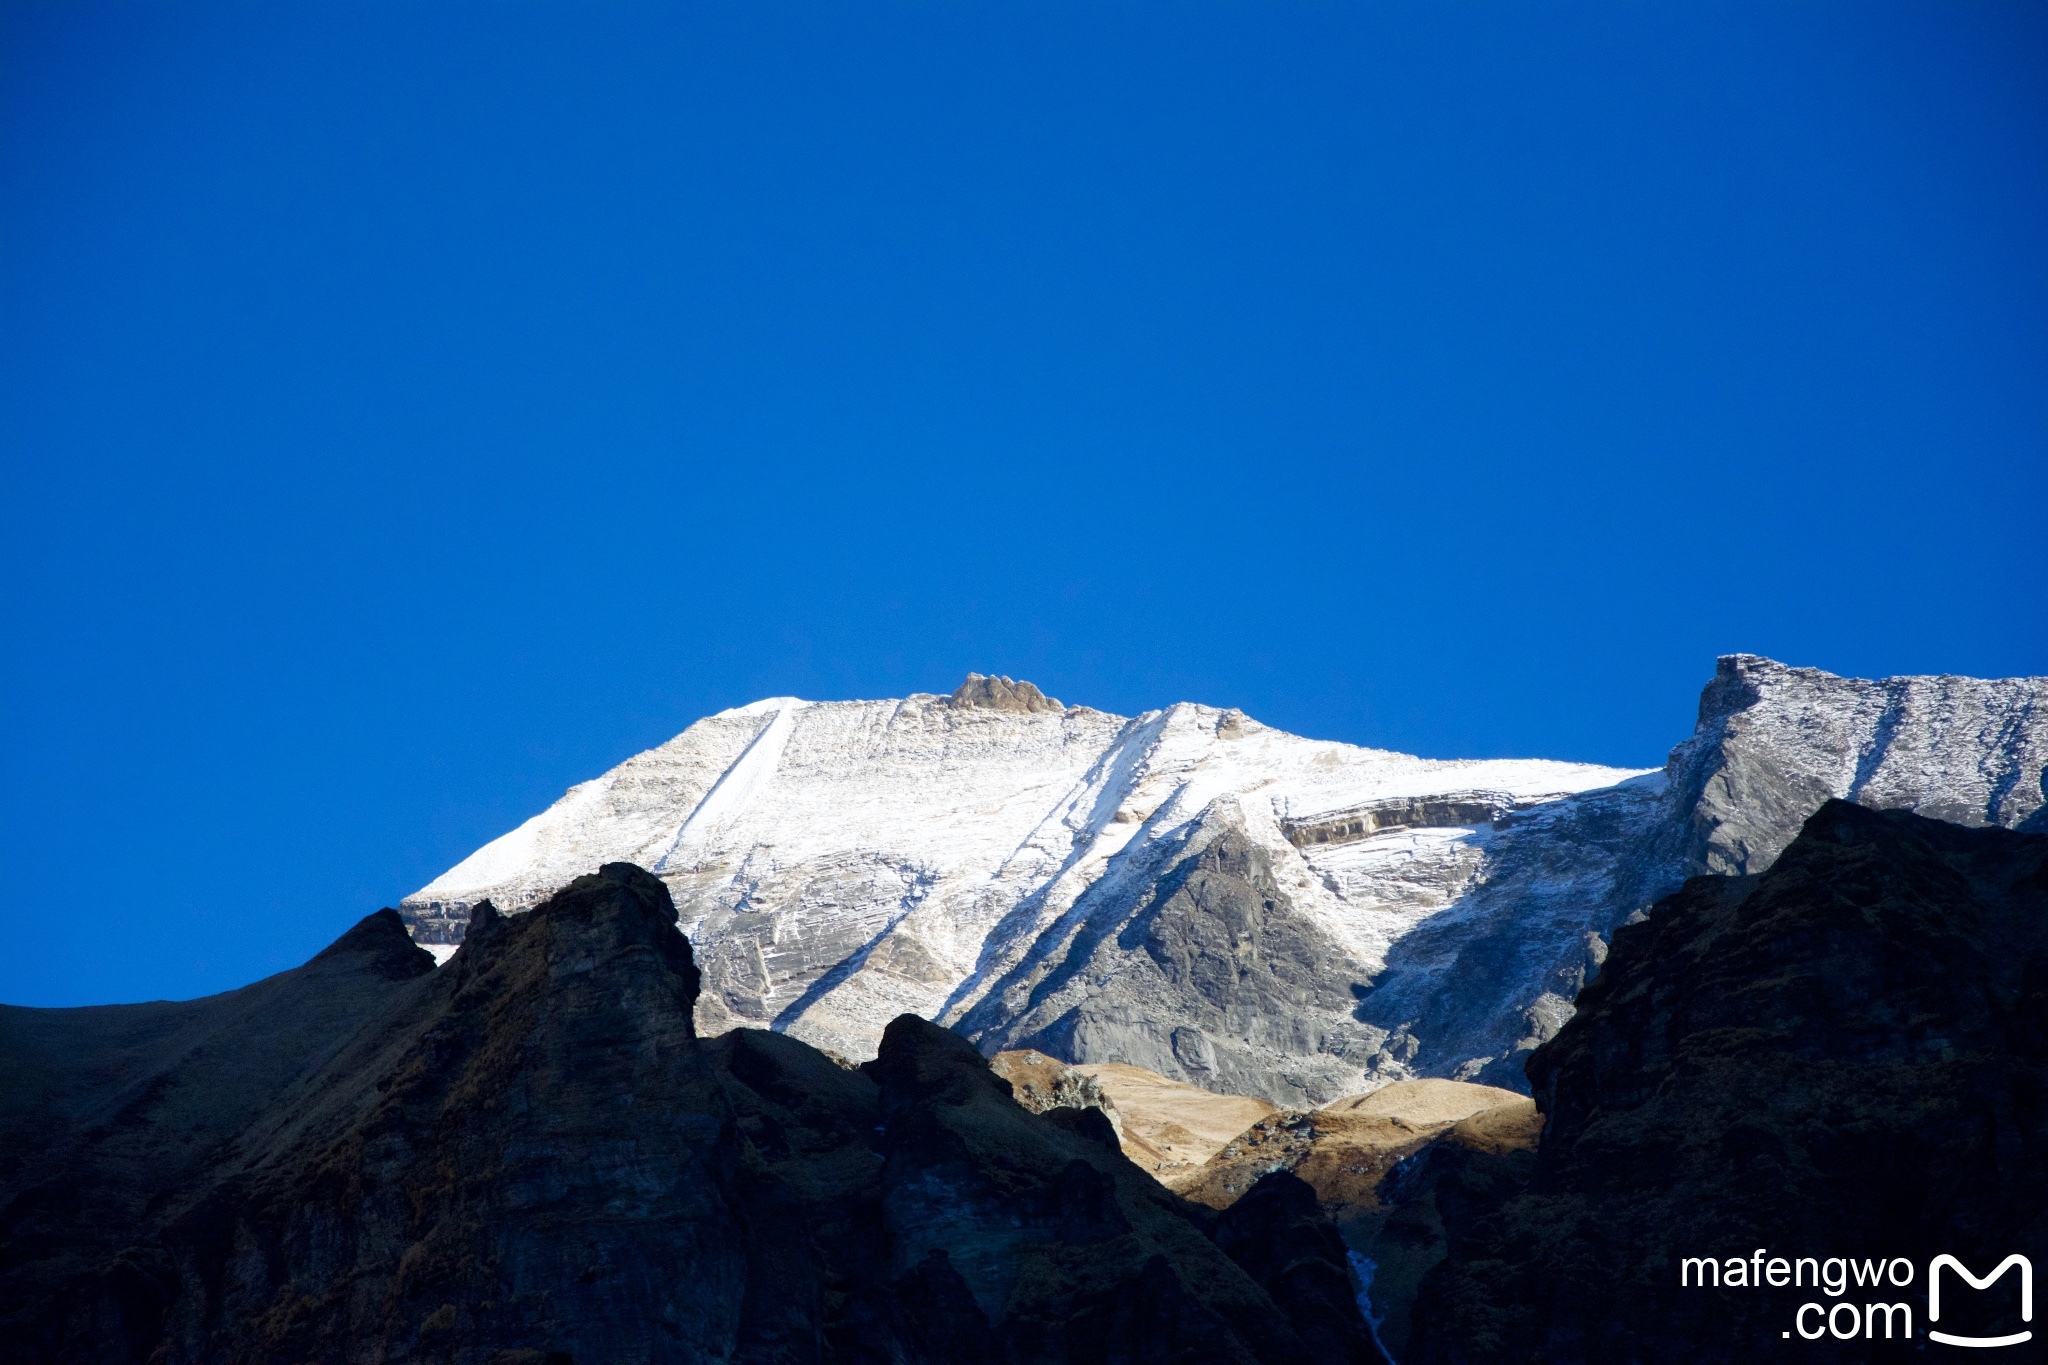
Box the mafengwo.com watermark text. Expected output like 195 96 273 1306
1682 1250 2032 1347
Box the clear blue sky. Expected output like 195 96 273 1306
3 1 2043 1006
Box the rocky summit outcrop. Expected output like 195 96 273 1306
0 864 1384 1365
950 672 1065 714
1404 802 2048 1363
394 659 2047 1102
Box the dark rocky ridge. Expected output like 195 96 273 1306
0 907 439 1357
0 865 1382 1364
1402 802 2048 1362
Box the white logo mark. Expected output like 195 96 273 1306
1928 1254 2032 1349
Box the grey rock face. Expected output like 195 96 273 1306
1402 655 2048 1088
960 800 1386 1107
1281 793 1516 849
1347 776 1669 1090
1660 653 2048 875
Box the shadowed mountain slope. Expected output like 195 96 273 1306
0 907 439 1358
0 865 1383 1365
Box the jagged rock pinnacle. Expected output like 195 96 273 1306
948 672 1064 713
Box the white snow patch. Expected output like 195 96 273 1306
655 699 809 870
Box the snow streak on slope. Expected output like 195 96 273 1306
654 699 807 869
402 704 775 950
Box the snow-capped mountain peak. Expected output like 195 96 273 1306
402 661 2047 1103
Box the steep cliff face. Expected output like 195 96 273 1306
1656 654 2048 876
1351 655 2048 1090
1405 803 2048 1363
397 659 2048 1099
0 865 1383 1365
